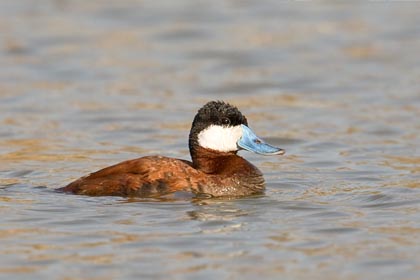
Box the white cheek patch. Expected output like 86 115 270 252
197 125 243 152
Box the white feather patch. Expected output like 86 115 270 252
197 125 243 152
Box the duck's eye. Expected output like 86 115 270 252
221 117 231 126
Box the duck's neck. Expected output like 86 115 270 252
191 146 239 174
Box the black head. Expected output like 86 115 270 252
188 101 248 157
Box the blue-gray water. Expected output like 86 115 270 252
0 1 419 279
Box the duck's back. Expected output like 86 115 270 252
58 156 198 197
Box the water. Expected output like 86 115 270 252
1 1 419 279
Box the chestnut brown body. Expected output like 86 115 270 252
58 149 264 197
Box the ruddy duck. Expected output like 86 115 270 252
58 101 285 197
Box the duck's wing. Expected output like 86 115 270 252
58 156 197 197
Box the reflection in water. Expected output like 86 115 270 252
1 1 420 279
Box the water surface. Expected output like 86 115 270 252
1 1 419 279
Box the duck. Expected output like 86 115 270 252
58 101 285 197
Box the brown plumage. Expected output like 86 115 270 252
58 151 264 197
